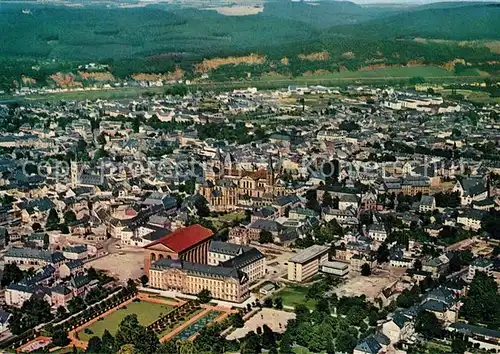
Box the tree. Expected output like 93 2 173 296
415 311 441 339
86 337 103 353
308 321 334 353
132 117 141 133
32 222 42 231
279 333 293 354
451 337 467 354
156 341 178 354
336 331 357 353
63 210 77 225
274 297 283 310
126 278 137 294
117 344 137 354
241 331 261 354
52 329 70 347
264 298 273 308
346 305 368 326
197 289 212 304
60 224 70 234
165 84 189 97
9 297 53 335
322 191 333 208
414 259 422 271
361 263 371 276
261 324 276 349
67 296 86 314
96 133 107 146
46 208 60 230
305 189 321 213
259 230 274 244
461 272 500 328
1 263 24 287
56 306 68 320
115 315 159 354
230 313 245 328
376 242 390 263
194 197 210 217
140 275 149 287
101 329 115 353
397 287 421 308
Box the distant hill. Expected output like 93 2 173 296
0 1 499 89
257 0 399 27
330 4 500 40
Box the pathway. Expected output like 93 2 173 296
159 308 211 343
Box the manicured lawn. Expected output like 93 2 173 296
274 285 317 310
78 301 173 341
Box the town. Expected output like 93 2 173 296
0 82 499 354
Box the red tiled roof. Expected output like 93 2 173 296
144 224 213 253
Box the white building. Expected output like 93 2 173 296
467 258 493 282
288 245 330 282
320 261 349 278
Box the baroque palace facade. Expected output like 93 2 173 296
197 153 288 212
144 224 265 303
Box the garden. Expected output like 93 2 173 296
77 300 173 341
170 311 222 341
147 301 204 338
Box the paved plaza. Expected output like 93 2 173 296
226 308 295 340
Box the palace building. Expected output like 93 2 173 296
143 224 213 273
149 259 249 303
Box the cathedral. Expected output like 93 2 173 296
197 151 287 211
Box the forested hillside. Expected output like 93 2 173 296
331 3 500 40
0 1 499 90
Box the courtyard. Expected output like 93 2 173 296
226 308 295 340
86 250 144 282
77 300 173 341
331 267 405 301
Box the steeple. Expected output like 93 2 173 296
267 153 275 189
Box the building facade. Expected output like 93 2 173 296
288 245 330 282
149 259 249 303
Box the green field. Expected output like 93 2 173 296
438 88 500 104
274 285 317 310
78 301 173 341
261 65 480 82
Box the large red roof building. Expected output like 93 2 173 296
143 224 213 273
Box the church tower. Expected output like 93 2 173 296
267 154 275 190
70 160 78 187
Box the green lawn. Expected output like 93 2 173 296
274 285 317 310
78 301 173 341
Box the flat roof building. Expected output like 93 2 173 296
288 245 330 282
320 260 349 278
